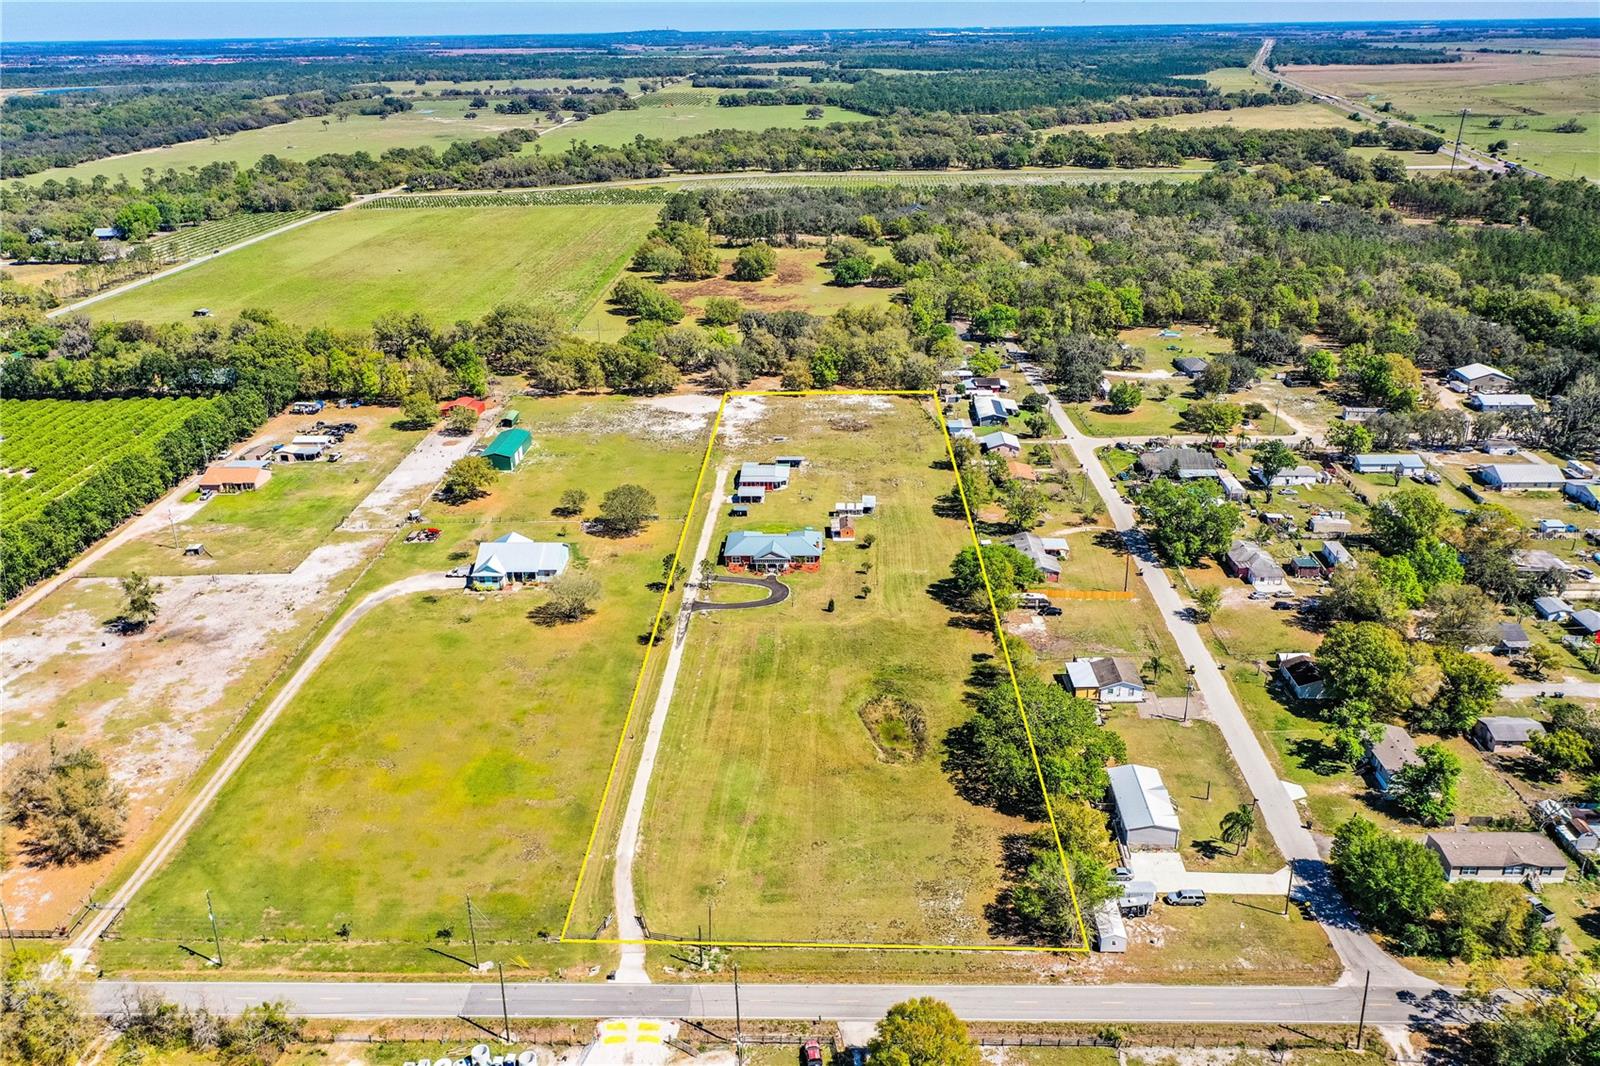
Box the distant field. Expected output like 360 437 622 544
1040 102 1364 138
0 397 212 524
1286 51 1600 179
19 99 553 187
1178 67 1263 92
91 204 658 331
533 102 871 151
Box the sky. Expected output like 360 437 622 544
5 0 1596 43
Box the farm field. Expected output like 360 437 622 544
87 407 423 577
89 204 658 330
532 102 871 151
631 394 1041 948
1284 51 1600 179
575 246 893 341
1182 67 1263 92
16 99 554 187
0 397 214 524
102 396 708 976
1039 102 1363 137
145 211 315 260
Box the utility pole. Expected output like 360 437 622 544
0 899 16 953
1450 108 1470 174
467 895 480 969
1123 549 1131 592
205 890 223 967
1283 868 1294 916
733 962 743 1044
497 961 512 1042
1354 969 1371 1050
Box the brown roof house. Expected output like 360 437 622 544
1425 832 1568 883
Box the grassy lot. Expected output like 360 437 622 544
91 204 658 331
1063 397 1190 438
1286 51 1600 179
1040 103 1364 138
534 103 870 151
576 246 892 341
634 395 1039 948
18 99 553 187
1183 67 1264 92
1107 711 1286 874
87 409 421 577
103 397 707 976
1115 325 1236 374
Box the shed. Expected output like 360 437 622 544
1572 609 1600 635
1480 463 1565 491
1317 540 1357 570
275 443 324 461
1092 901 1128 953
1449 363 1514 391
1217 473 1247 501
1472 716 1546 752
1117 880 1158 916
1288 556 1325 579
1106 764 1180 850
1308 515 1353 538
1564 481 1600 511
1173 356 1209 378
482 428 532 471
500 409 522 427
440 396 488 416
731 485 767 505
775 455 807 468
1468 393 1537 413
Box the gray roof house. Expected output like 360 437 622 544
1106 764 1180 850
1564 481 1600 511
1277 652 1326 701
1480 463 1565 491
1365 725 1421 793
1352 453 1426 476
1138 446 1223 479
1065 657 1147 703
1173 356 1209 378
1224 541 1288 592
1468 393 1538 413
1572 608 1600 635
1009 531 1068 581
1472 716 1547 752
1449 363 1514 391
1426 832 1568 884
1308 514 1353 537
1534 596 1572 621
1317 540 1357 570
468 533 570 587
1497 622 1533 654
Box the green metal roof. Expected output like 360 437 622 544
483 428 532 459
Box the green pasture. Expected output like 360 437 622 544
90 203 658 331
1040 102 1363 138
533 103 871 151
634 396 1038 948
106 399 707 976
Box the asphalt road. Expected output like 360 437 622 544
88 979 1466 1026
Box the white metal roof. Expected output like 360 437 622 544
1107 764 1179 834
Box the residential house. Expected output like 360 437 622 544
1065 657 1147 703
1288 555 1326 580
1365 724 1421 793
467 533 569 587
1107 764 1180 850
971 395 1018 425
1572 609 1600 636
1480 463 1565 491
944 417 976 440
482 428 532 472
1308 514 1353 538
274 443 324 462
1536 799 1599 859
1341 406 1382 422
736 462 791 491
1009 531 1068 581
1224 541 1288 594
197 462 271 493
1497 622 1533 655
1277 652 1326 701
1484 439 1520 456
1352 453 1427 477
1563 481 1600 511
1173 356 1209 378
978 430 1022 457
91 226 121 240
1513 549 1572 577
439 396 487 416
1449 363 1516 392
1138 446 1223 480
1468 393 1538 413
1317 540 1357 570
1217 473 1247 501
1426 832 1568 884
970 376 1009 392
1472 716 1546 752
1534 596 1572 621
1252 464 1321 488
721 528 825 573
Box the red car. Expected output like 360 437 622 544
802 1039 824 1065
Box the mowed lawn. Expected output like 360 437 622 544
636 396 1034 947
18 99 553 187
535 102 870 151
110 398 707 973
92 204 659 331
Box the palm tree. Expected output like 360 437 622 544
1142 652 1169 683
1219 803 1256 855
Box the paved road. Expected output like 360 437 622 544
689 575 790 612
1035 377 1426 989
611 466 731 983
88 979 1467 1026
1501 681 1600 699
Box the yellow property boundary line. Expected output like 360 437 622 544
559 388 1090 953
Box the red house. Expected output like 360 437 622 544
440 396 487 416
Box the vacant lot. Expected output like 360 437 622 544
104 397 707 976
1041 102 1363 138
1287 51 1600 179
634 395 1036 948
91 204 658 330
18 99 553 187
535 103 870 151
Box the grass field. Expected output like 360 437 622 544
533 103 871 151
1064 397 1191 438
90 204 658 331
1286 51 1600 179
632 395 1038 948
1182 67 1265 92
1039 102 1363 138
104 397 708 976
18 99 554 187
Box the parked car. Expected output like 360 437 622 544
1111 866 1134 882
802 1039 824 1065
1165 889 1207 907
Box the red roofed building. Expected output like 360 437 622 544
440 396 487 416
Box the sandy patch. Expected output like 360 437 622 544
342 425 474 531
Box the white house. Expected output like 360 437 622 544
468 533 570 588
1449 363 1515 392
1217 473 1247 501
1092 901 1128 953
1467 392 1537 413
1480 463 1566 491
1352 453 1426 477
1251 464 1320 488
1106 764 1180 850
1065 657 1146 703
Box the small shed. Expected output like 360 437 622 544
500 409 522 427
482 428 532 471
1288 556 1325 579
1472 716 1546 753
1117 880 1158 917
1092 901 1128 954
1573 609 1600 635
731 485 767 505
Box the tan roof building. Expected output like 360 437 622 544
198 463 271 493
1425 831 1568 883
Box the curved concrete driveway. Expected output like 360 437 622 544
67 570 461 958
688 574 790 612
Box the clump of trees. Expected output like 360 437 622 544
440 456 498 503
1134 479 1240 567
731 242 777 281
4 744 128 865
598 483 656 535
867 997 980 1066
